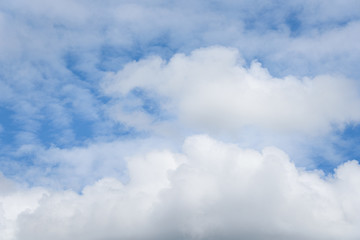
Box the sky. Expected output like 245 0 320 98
1 0 360 239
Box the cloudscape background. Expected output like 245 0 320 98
1 0 360 239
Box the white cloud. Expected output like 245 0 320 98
0 173 47 240
102 46 360 135
0 1 360 239
0 135 360 239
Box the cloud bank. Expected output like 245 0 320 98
1 135 360 240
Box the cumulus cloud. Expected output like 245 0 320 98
102 46 360 135
0 135 360 240
1 1 360 239
0 173 47 240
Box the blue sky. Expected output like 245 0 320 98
1 1 360 239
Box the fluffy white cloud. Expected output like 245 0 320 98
1 135 360 240
1 1 360 239
102 46 360 135
0 173 47 240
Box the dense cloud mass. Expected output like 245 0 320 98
1 135 360 240
1 0 360 239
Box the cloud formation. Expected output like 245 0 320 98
1 135 360 240
102 46 360 135
1 1 360 239
1 0 359 148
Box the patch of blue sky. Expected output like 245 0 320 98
62 50 105 86
144 32 177 60
63 51 89 81
129 87 173 122
35 118 74 148
97 33 176 72
71 117 93 142
333 124 360 161
239 3 286 31
0 107 21 146
301 124 360 174
305 18 359 35
0 153 59 188
1 101 84 149
130 88 161 116
285 10 302 37
307 153 341 175
0 110 56 150
38 109 138 148
96 44 139 72
0 141 41 182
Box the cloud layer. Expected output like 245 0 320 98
1 0 360 148
1 135 360 240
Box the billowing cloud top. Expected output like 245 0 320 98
2 135 360 240
1 0 360 240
